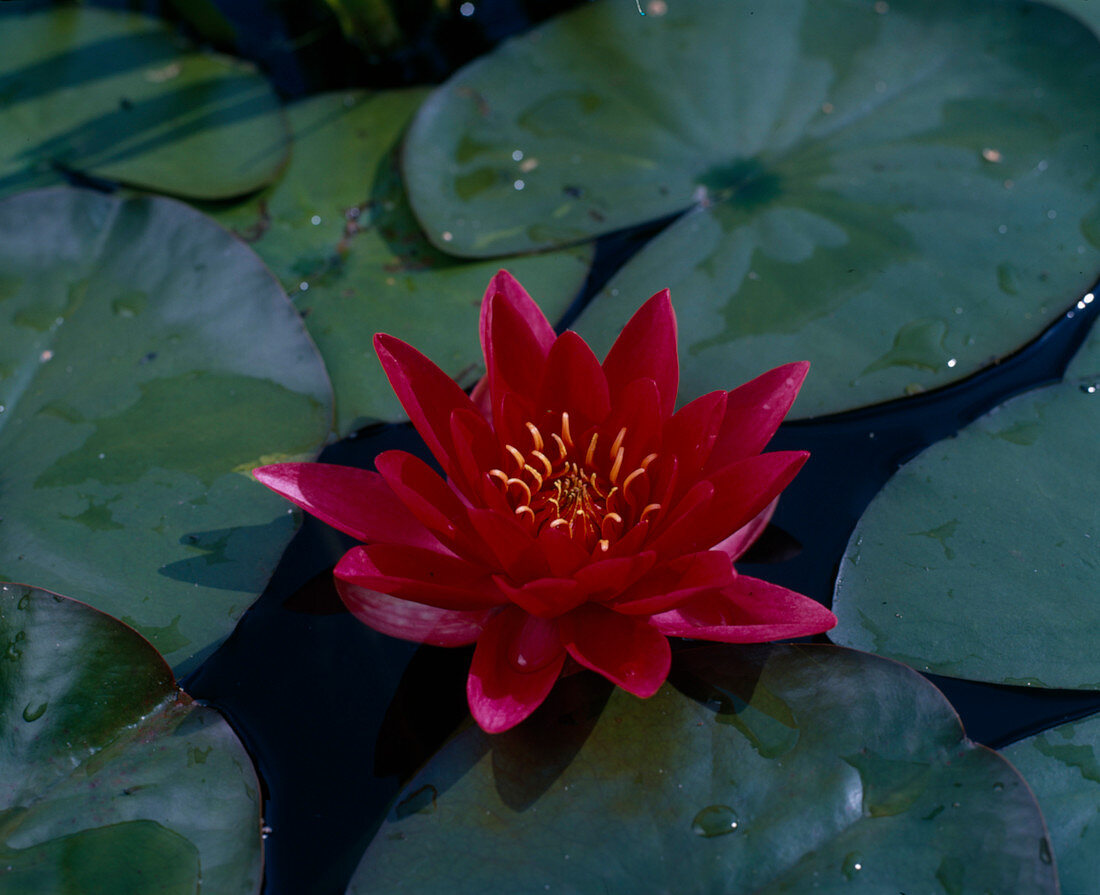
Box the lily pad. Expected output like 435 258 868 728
349 645 1055 894
1003 711 1100 895
0 584 261 894
404 0 1100 416
1046 0 1100 35
831 315 1100 687
0 3 289 199
0 187 331 673
208 90 592 436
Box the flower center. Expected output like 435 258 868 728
488 412 660 553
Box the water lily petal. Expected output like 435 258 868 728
334 544 505 610
449 407 504 499
705 362 809 473
538 330 610 427
466 507 550 581
374 450 496 567
493 576 587 619
573 551 657 602
468 607 566 733
559 604 671 698
714 498 777 562
601 289 678 416
601 377 663 473
374 333 481 473
649 576 836 642
253 463 439 550
482 275 555 422
610 550 734 615
661 390 727 484
650 452 807 559
335 580 490 646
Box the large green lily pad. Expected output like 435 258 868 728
0 3 289 200
0 188 331 674
0 584 261 894
1004 711 1100 895
1046 0 1100 35
404 0 1100 416
831 314 1100 687
349 645 1055 893
208 90 592 436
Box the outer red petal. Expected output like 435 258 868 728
601 289 678 416
336 579 491 647
558 604 671 698
467 607 566 733
493 576 587 619
482 275 555 427
704 362 809 473
253 463 439 550
713 498 777 562
373 450 496 567
610 549 735 616
649 452 807 559
649 576 836 642
537 331 610 427
334 544 504 610
660 391 727 491
374 333 480 474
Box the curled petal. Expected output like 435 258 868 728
713 498 777 562
374 450 496 567
374 333 481 474
705 362 809 473
335 544 505 611
610 550 735 615
253 463 439 550
559 605 671 698
468 607 566 733
335 580 490 646
649 576 836 643
493 576 587 619
538 331 610 427
649 452 807 559
482 275 556 424
601 289 678 415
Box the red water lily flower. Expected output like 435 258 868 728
255 272 835 732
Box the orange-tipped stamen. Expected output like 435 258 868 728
506 477 532 505
550 433 568 461
640 503 661 522
584 432 599 467
525 422 544 452
523 463 544 490
505 444 525 471
515 505 535 523
560 412 573 449
489 468 509 488
609 447 625 484
609 427 627 460
531 450 553 478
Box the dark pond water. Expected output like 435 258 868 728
169 1 1100 891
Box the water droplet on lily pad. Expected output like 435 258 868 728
841 851 864 879
22 701 47 722
691 804 739 838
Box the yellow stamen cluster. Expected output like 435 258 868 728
489 412 660 552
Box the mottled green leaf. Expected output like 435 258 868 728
831 317 1100 687
349 645 1055 894
1004 711 1100 895
404 0 1100 416
208 90 591 435
0 584 261 894
0 3 288 199
0 188 331 673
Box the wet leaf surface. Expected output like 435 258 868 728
0 188 331 673
349 645 1055 894
0 584 262 894
0 3 289 199
208 89 591 435
404 0 1100 416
